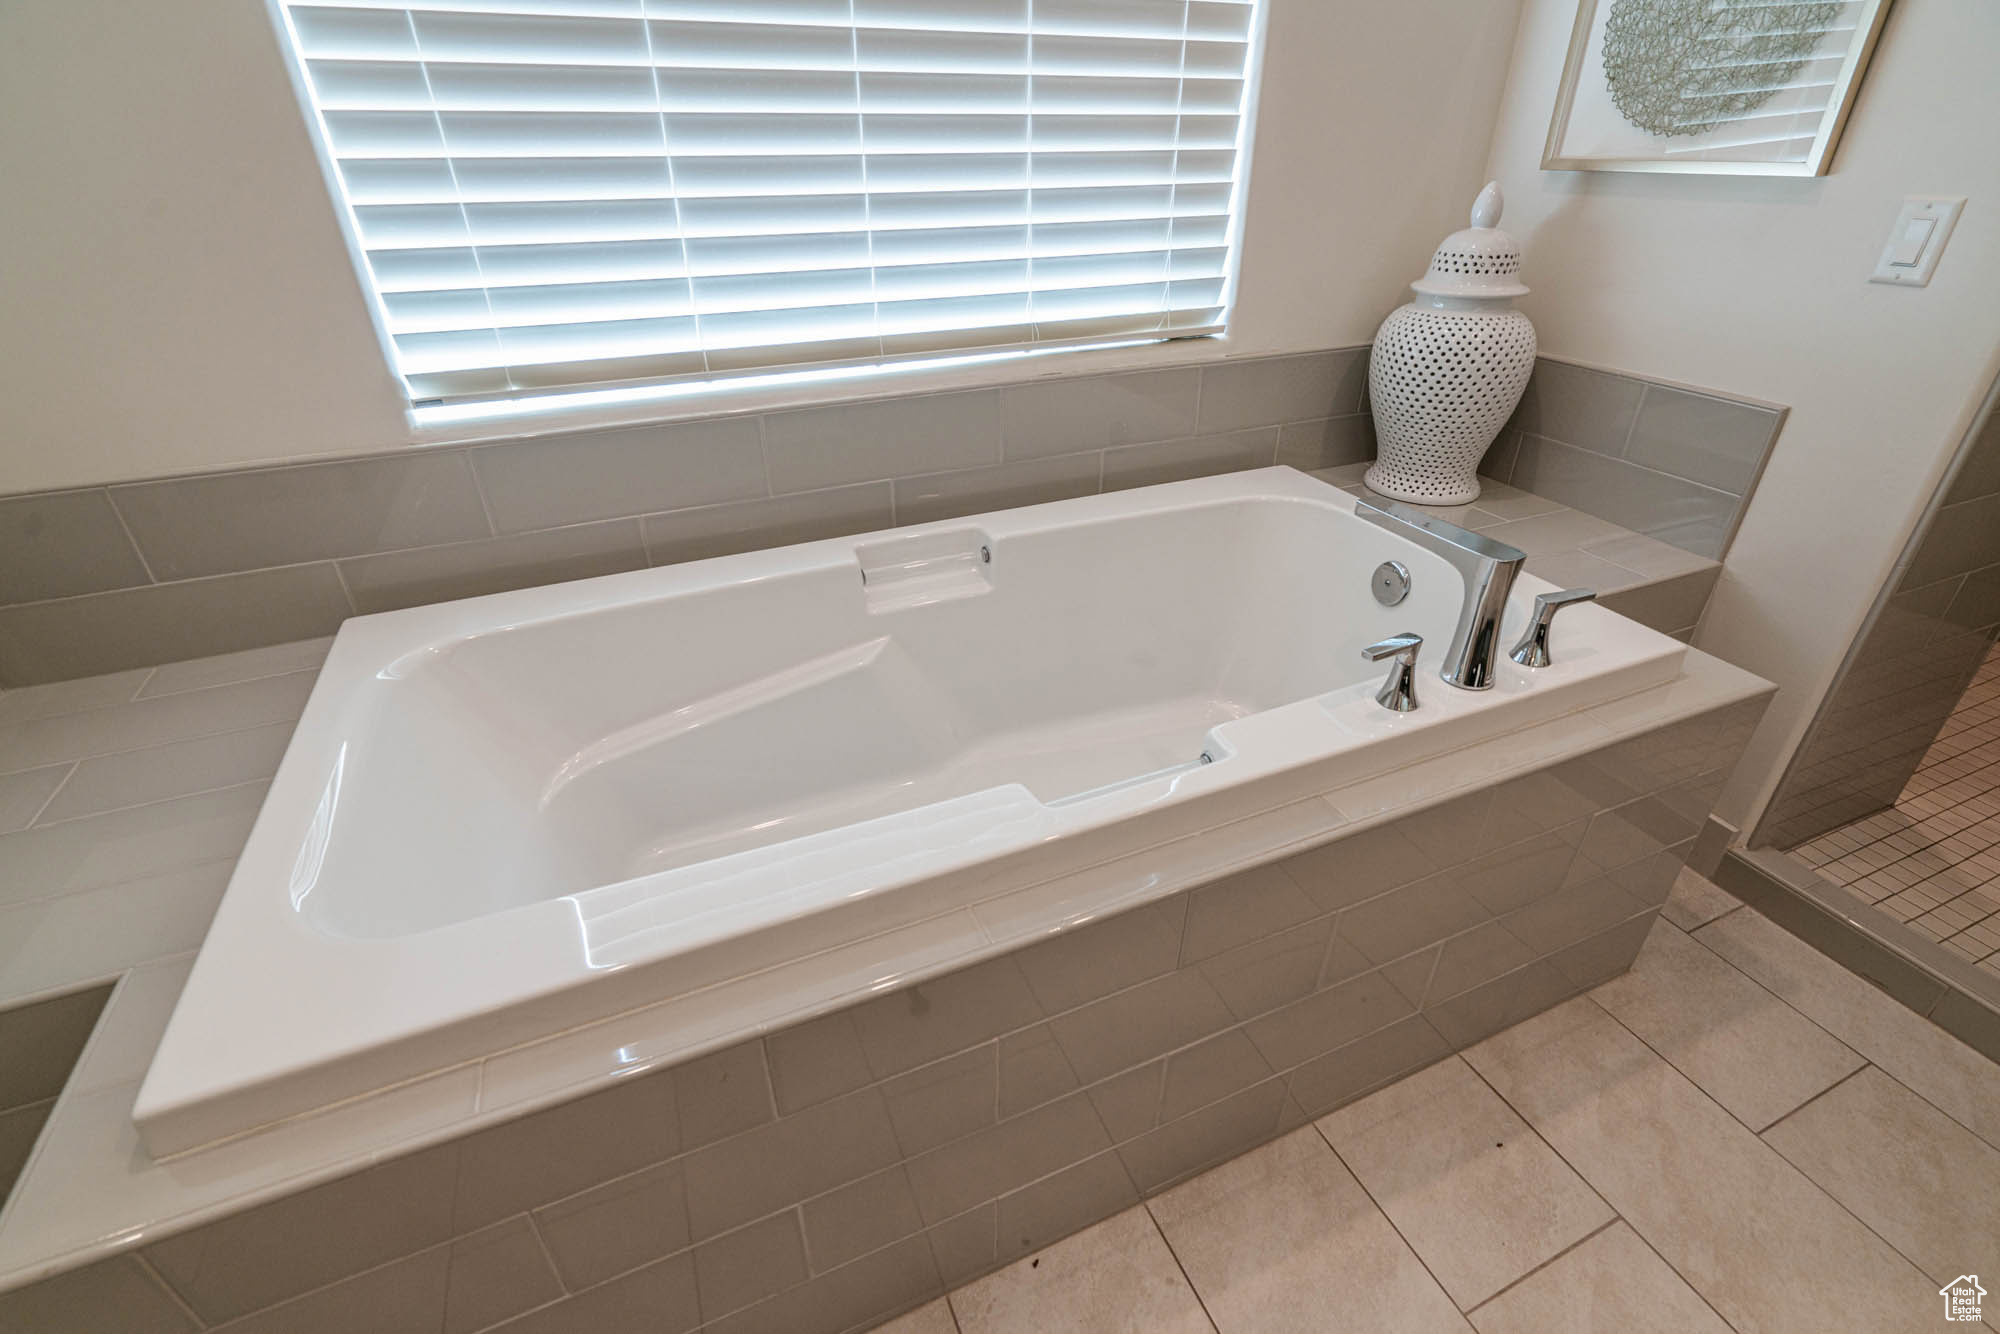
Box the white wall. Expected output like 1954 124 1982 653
1481 0 2000 833
0 0 1523 495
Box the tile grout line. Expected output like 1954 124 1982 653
132 1251 208 1331
1754 1061 1874 1139
1140 1203 1221 1334
753 411 775 500
1613 383 1647 460
519 1209 570 1298
1458 1214 1622 1320
0 707 300 781
105 490 160 586
1308 1113 1474 1318
460 447 501 539
21 761 78 828
1752 1064 1993 1296
1454 1045 1627 1241
329 559 360 617
1527 428 1745 505
21 773 273 834
132 649 330 703
23 725 297 830
0 670 318 769
1594 932 1999 1299
0 848 244 920
0 554 360 614
1455 1006 1746 1334
1591 1197 1744 1334
1591 922 1861 1139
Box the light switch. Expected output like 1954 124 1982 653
1871 197 1965 287
1889 218 1935 267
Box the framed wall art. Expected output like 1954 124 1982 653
1543 0 1893 175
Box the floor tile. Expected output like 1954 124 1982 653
1591 920 1863 1129
1149 1127 1470 1333
1317 1058 1612 1309
1466 997 1939 1333
1467 1222 1728 1334
1697 908 2000 1149
1762 1065 2000 1290
949 1206 1211 1334
1658 868 1741 931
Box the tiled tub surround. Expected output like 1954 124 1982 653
0 632 1770 1331
1312 463 1719 642
0 350 1373 686
0 349 1775 685
132 468 1695 1156
1480 356 1786 561
877 890 2000 1334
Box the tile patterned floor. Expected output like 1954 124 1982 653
1795 642 2000 979
868 871 2000 1334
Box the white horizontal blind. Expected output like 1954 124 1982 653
276 0 1257 405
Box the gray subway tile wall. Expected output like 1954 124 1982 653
0 696 1769 1334
1194 348 1370 432
0 351 1370 688
640 484 896 568
109 453 494 582
0 347 1782 687
763 390 1006 493
994 369 1199 459
1760 403 2000 850
0 565 353 685
472 417 768 534
1482 356 1784 560
892 454 1101 529
339 520 650 616
0 490 152 605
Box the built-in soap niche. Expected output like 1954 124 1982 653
0 985 112 1208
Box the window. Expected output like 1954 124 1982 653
275 1 1259 410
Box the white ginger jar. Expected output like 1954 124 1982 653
1365 181 1535 505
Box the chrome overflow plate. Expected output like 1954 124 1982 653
1371 560 1411 606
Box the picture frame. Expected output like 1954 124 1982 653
1542 0 1893 176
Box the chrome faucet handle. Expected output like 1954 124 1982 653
1353 498 1524 691
1362 632 1424 712
1508 588 1597 668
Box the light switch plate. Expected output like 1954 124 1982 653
1870 196 1965 287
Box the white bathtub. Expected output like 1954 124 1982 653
136 467 1684 1153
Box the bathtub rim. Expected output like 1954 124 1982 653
134 467 1684 1157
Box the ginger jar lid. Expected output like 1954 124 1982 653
1410 181 1528 300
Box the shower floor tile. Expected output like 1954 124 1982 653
1794 642 2000 968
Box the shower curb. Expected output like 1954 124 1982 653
1716 846 2000 1065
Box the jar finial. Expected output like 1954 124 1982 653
1471 181 1503 230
